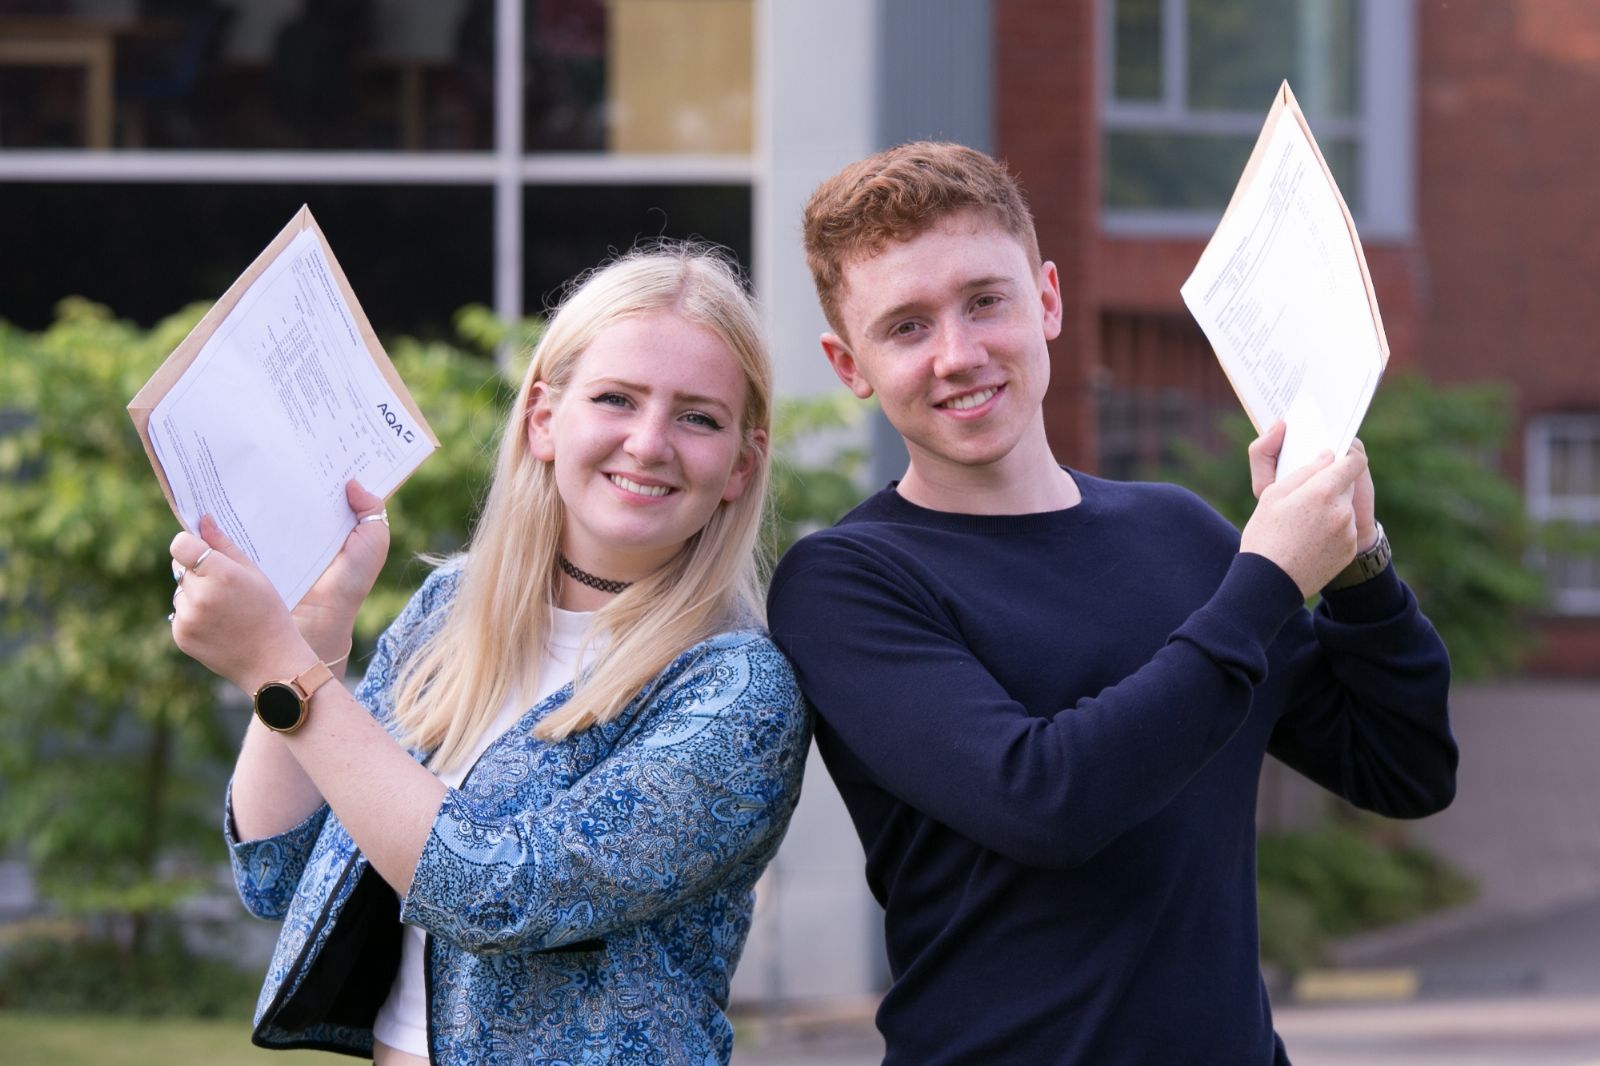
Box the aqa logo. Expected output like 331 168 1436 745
376 402 416 444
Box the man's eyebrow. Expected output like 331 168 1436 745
867 275 1017 335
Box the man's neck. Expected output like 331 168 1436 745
896 435 1082 516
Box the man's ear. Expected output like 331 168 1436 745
526 382 556 461
820 333 876 399
1038 260 1064 342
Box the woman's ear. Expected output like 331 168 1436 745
526 382 557 461
721 427 769 503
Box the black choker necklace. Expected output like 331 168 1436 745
558 554 633 595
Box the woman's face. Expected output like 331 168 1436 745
526 310 764 582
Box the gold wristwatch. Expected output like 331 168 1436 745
252 660 336 734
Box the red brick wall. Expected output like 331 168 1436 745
1416 0 1600 672
994 0 1100 468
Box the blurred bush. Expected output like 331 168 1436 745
0 928 259 1017
1256 817 1475 973
768 390 870 557
0 299 235 958
1167 372 1546 678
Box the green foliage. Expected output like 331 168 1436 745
1167 372 1547 678
1256 817 1475 972
0 929 258 1018
768 391 871 557
0 299 234 938
0 299 515 951
350 308 523 642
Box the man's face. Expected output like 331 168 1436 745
822 210 1062 489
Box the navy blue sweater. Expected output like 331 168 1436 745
766 473 1456 1065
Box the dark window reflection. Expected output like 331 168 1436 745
0 0 754 153
0 1 496 150
1105 131 1361 214
521 184 752 312
519 0 607 151
0 183 492 338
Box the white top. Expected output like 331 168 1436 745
372 607 594 1058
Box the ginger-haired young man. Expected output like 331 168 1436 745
766 142 1456 1065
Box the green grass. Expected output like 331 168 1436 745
0 1012 338 1066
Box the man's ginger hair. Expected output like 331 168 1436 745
802 141 1041 337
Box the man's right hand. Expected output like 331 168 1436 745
1239 422 1366 598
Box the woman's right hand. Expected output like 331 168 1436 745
292 479 392 656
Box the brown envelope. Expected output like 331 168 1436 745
126 204 440 522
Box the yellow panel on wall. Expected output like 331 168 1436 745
607 0 753 153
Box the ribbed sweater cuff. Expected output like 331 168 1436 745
1216 552 1307 647
1319 562 1407 622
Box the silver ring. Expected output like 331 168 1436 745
166 612 175 623
171 560 186 583
358 510 389 527
192 547 215 573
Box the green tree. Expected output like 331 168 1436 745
768 391 870 556
0 299 512 975
1167 372 1546 678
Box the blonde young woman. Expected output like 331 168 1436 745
166 245 810 1064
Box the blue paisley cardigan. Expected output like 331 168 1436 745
225 565 811 1064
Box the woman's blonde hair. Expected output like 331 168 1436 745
390 243 773 767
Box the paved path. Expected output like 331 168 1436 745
1337 681 1600 988
734 994 1600 1066
1278 994 1600 1066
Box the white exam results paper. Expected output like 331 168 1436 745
1180 81 1389 475
147 228 435 608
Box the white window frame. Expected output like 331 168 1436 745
1526 414 1600 616
1096 0 1414 241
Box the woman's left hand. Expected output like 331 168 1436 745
292 480 392 654
169 516 314 693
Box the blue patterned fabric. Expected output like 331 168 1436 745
226 565 810 1063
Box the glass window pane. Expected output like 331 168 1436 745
522 0 754 154
522 184 752 308
1106 132 1255 210
602 0 753 153
1549 435 1576 498
523 0 608 151
0 1 495 151
1 183 492 338
1318 135 1361 213
1106 130 1360 212
1187 0 1359 116
1583 433 1600 498
1113 0 1163 102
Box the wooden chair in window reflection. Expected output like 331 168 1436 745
115 5 230 148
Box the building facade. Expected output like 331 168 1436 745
1000 0 1600 674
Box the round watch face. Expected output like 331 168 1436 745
255 682 306 732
